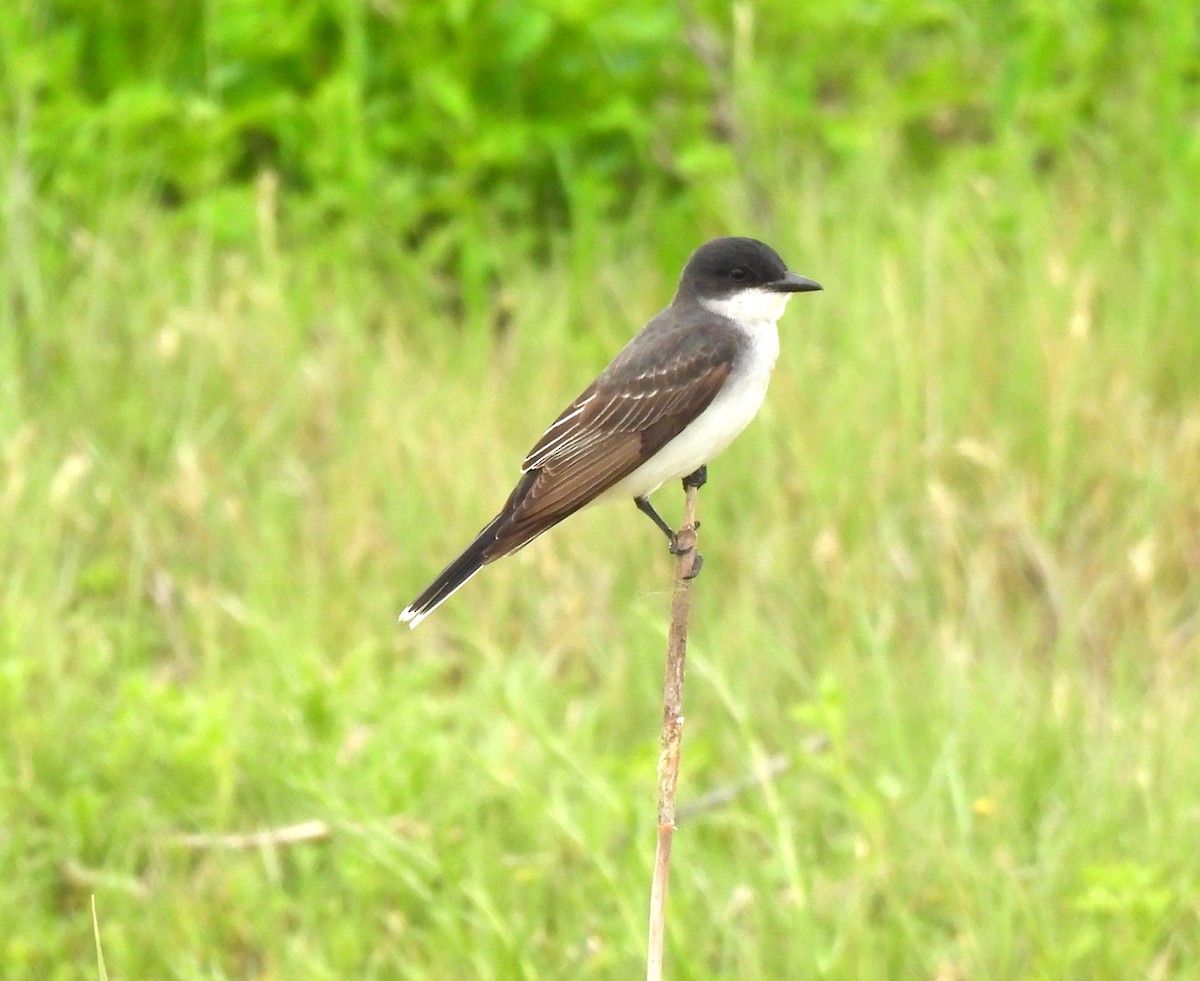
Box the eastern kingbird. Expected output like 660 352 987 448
400 237 821 628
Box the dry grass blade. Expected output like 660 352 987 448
91 896 109 981
646 478 703 981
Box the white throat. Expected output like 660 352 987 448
699 287 793 325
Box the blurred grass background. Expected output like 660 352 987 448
2 0 1199 977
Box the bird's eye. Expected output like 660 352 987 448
730 267 749 282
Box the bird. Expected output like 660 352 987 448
399 236 821 628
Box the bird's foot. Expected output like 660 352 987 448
668 526 695 556
665 521 700 548
668 526 704 578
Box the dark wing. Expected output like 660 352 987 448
480 320 738 559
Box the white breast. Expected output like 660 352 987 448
602 301 783 501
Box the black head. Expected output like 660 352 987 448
676 237 822 302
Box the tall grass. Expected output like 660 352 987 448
2 1 1199 977
2 148 1198 976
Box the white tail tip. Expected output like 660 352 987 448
398 607 427 629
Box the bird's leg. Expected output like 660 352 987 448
634 490 705 578
678 466 706 578
635 496 677 545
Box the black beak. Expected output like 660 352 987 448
769 271 823 293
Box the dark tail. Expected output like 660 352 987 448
400 471 582 628
399 514 504 629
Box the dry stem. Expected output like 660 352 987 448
646 480 702 981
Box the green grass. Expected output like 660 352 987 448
3 144 1199 978
3 3 1200 968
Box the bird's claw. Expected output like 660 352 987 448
668 527 704 578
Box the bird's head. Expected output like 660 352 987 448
677 237 822 323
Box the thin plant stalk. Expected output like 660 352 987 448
646 478 702 981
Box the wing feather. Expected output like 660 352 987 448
485 322 738 558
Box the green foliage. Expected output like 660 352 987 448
5 1 713 255
2 1 1200 978
4 0 1197 265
